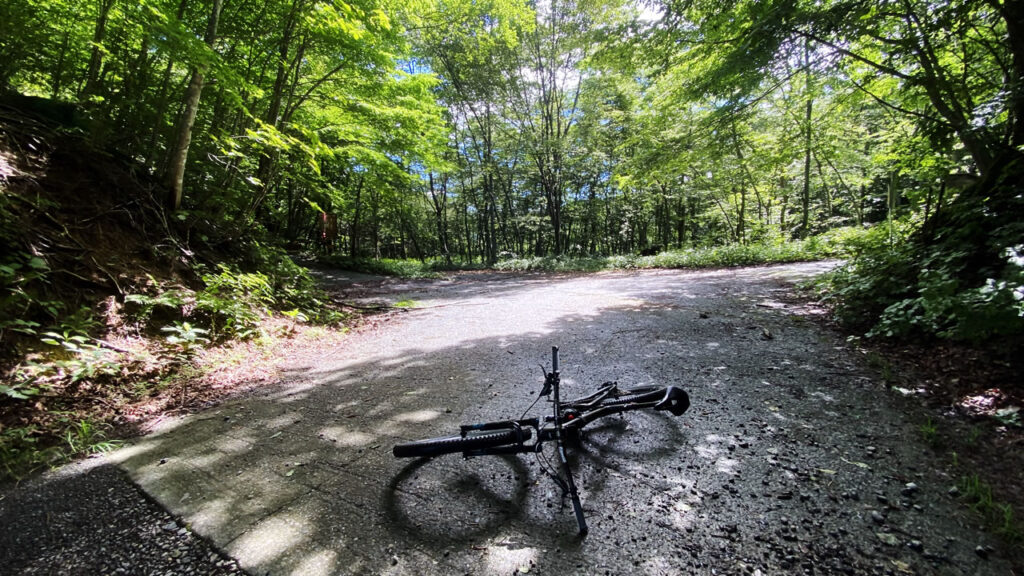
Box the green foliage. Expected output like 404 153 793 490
11 325 124 391
62 418 120 456
161 321 210 358
193 264 272 339
124 283 191 324
0 418 119 480
919 417 939 446
0 250 61 335
0 425 61 479
489 237 848 272
319 255 449 278
123 248 341 342
821 179 1024 348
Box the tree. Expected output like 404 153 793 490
164 0 222 211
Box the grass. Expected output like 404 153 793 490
318 256 479 278
321 231 863 279
920 416 939 445
1 418 120 480
960 474 1024 543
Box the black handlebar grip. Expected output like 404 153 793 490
552 346 559 373
654 387 690 416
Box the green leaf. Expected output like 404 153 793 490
0 385 36 399
27 257 48 270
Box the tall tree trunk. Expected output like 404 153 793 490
81 0 116 99
249 0 303 219
429 173 452 265
163 0 223 211
349 175 364 258
800 36 814 238
737 186 746 244
51 31 71 98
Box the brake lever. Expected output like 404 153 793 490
539 365 554 397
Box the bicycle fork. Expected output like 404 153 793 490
549 346 589 537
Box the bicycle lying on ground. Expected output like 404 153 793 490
392 346 690 536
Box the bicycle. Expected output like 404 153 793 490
392 346 690 536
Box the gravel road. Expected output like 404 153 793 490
2 262 1017 575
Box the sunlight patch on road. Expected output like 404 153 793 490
229 513 311 567
393 409 442 423
288 549 337 576
716 457 739 475
482 540 538 575
318 426 375 447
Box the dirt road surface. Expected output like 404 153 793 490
96 263 1015 574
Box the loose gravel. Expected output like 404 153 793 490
0 459 243 575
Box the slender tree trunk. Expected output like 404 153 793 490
801 37 814 239
349 175 364 258
51 31 71 98
81 0 115 99
163 0 223 211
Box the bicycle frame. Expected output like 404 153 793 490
453 347 688 535
393 346 690 536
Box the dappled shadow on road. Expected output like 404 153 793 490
108 264 1015 575
0 461 241 575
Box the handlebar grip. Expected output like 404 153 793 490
654 387 690 416
552 346 559 373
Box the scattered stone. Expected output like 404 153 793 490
948 486 961 498
162 522 178 532
870 511 885 525
901 483 919 497
975 545 989 559
908 540 923 552
877 533 900 546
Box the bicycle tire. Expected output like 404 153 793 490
392 428 532 458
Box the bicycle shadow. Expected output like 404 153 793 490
381 411 691 549
382 455 531 544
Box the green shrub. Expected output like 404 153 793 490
820 181 1024 348
319 255 446 278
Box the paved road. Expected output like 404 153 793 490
5 263 1014 575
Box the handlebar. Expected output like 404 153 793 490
595 386 689 416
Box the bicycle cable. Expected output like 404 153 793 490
516 364 549 420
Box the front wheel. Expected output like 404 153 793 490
393 428 532 458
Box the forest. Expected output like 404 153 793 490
0 0 1017 258
1 0 1023 473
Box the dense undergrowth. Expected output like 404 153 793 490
0 114 345 482
321 227 864 277
814 159 1024 358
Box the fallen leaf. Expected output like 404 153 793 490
841 457 870 470
876 533 900 546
